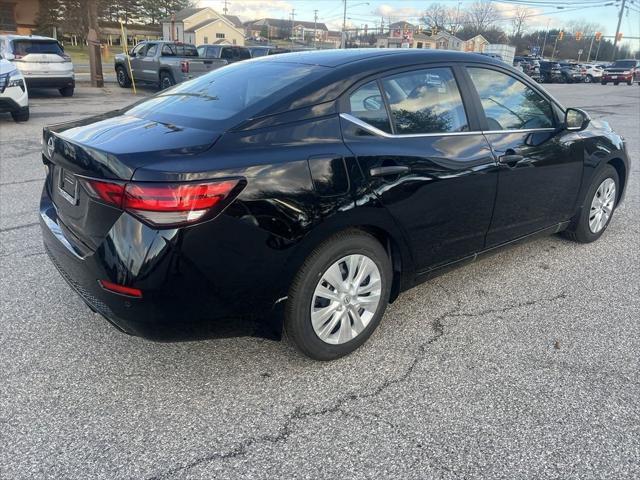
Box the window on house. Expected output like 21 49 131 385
216 33 225 39
0 3 16 32
203 36 208 44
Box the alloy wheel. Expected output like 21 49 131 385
310 254 382 345
589 178 616 233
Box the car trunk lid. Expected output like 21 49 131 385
44 113 221 250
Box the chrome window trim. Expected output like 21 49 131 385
340 113 557 138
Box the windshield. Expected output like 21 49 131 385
12 39 63 56
125 61 328 129
612 60 636 69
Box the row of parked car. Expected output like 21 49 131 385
0 34 77 122
114 41 291 89
514 56 640 85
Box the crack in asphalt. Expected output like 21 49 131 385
147 290 567 479
0 222 39 234
0 178 43 187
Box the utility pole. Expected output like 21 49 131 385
342 0 348 48
551 34 559 60
541 19 550 57
586 34 595 62
611 0 626 60
86 0 103 88
223 0 229 15
314 9 318 48
291 8 295 48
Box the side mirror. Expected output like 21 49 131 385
565 107 590 131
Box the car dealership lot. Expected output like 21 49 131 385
1 84 638 478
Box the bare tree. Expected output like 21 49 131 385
421 2 465 34
510 6 530 38
464 0 499 35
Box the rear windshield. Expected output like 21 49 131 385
161 43 198 57
612 60 637 68
12 39 63 56
250 48 269 57
125 61 328 128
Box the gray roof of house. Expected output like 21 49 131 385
246 18 328 31
160 8 206 23
184 18 218 33
223 15 243 28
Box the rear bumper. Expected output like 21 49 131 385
39 186 282 340
25 76 75 89
602 73 633 82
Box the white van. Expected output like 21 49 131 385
0 35 75 97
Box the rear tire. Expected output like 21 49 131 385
59 86 74 97
613 81 619 86
562 165 619 243
11 106 29 122
627 79 633 85
285 230 392 361
601 80 607 85
159 71 175 90
116 65 131 88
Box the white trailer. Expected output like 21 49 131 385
483 44 516 65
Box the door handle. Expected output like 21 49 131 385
370 165 410 177
498 154 524 165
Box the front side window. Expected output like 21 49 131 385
145 44 157 57
348 81 392 133
381 67 469 134
468 67 555 130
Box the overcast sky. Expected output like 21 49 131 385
199 0 639 49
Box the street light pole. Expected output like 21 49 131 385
342 0 348 48
611 0 626 60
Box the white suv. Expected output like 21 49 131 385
580 64 604 83
0 58 29 121
0 35 75 97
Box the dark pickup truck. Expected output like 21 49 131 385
115 41 226 89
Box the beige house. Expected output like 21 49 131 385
414 34 437 49
463 34 489 53
0 0 39 35
433 31 463 51
161 7 244 46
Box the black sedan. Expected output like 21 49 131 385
40 49 629 360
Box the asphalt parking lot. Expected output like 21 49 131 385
1 83 638 479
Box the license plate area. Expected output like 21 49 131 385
58 168 78 205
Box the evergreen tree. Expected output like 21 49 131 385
34 0 62 37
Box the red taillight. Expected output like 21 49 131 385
14 54 23 60
181 60 189 73
82 178 242 227
86 179 125 207
99 280 143 298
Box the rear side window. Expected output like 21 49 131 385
12 39 63 56
161 44 198 57
251 48 269 57
381 67 469 134
237 48 251 60
467 67 555 130
349 81 392 133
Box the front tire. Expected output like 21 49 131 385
11 106 29 122
116 66 131 88
59 86 74 97
585 74 593 83
285 230 392 361
562 165 619 243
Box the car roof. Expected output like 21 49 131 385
0 34 59 41
256 48 502 69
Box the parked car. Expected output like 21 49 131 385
579 63 604 83
0 34 74 96
197 45 251 64
247 46 291 57
114 41 215 90
0 57 29 121
40 49 629 360
601 59 640 85
558 62 584 83
539 61 562 83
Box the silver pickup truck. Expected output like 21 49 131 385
114 41 227 89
